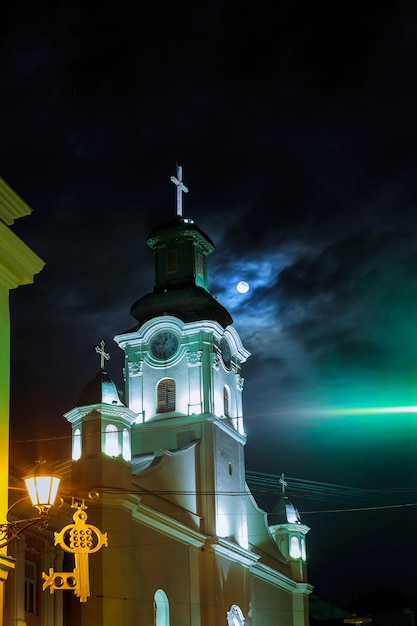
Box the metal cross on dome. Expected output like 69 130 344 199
279 473 288 495
170 163 189 216
95 340 110 370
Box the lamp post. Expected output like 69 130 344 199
0 463 60 626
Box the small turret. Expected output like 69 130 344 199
64 341 137 492
268 474 310 582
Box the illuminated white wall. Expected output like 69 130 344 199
115 316 249 431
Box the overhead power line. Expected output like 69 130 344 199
245 471 417 508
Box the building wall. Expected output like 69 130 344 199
0 286 10 526
0 206 43 527
0 179 44 625
135 524 192 625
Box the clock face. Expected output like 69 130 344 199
151 332 179 360
220 337 232 369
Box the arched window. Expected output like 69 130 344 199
223 385 230 417
157 379 176 413
72 428 81 460
104 424 119 456
122 428 131 461
226 605 245 625
301 536 307 561
154 589 170 626
289 535 302 559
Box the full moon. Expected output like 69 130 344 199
237 281 250 294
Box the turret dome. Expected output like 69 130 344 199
268 495 302 526
78 370 125 406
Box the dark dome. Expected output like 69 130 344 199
129 214 233 328
130 285 233 328
268 496 302 526
78 370 125 407
146 216 215 250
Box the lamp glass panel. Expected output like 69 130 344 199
25 475 60 508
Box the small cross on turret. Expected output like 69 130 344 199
170 163 189 216
279 472 288 495
95 340 110 370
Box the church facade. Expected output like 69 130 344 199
6 168 312 626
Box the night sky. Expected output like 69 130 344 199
2 1 417 610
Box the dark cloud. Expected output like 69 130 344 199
3 0 417 608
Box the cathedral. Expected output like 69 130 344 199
4 168 312 625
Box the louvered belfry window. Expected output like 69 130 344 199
197 251 204 277
157 378 176 413
166 249 178 274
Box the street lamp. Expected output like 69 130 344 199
1 462 107 603
23 464 60 514
0 462 60 549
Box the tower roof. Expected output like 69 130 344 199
146 215 215 251
268 474 303 525
268 495 302 526
130 285 233 328
77 370 125 407
130 209 233 328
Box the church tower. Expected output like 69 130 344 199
114 165 251 543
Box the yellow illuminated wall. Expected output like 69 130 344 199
0 178 44 531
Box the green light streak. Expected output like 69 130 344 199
329 405 417 416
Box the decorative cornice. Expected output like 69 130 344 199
250 561 314 595
269 523 310 535
0 178 32 225
64 403 137 425
0 263 23 290
0 221 45 289
0 554 16 579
